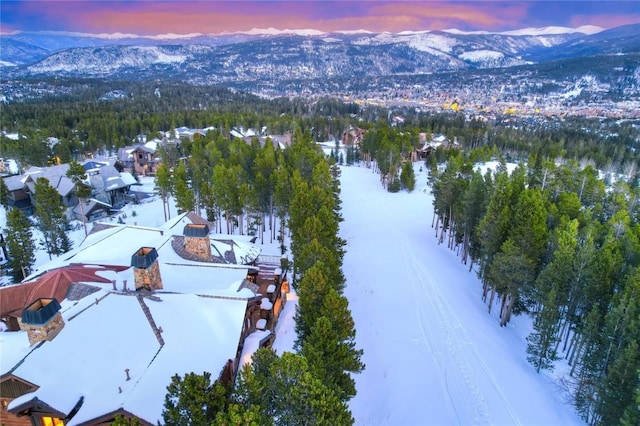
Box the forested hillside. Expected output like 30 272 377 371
1 79 639 424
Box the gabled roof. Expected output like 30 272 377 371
2 212 268 424
0 264 129 318
2 174 27 192
7 287 248 425
71 199 112 217
23 164 74 197
9 396 69 419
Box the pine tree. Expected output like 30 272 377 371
597 341 639 425
66 160 92 236
0 178 9 209
620 371 640 426
155 162 173 221
460 170 491 268
486 238 535 325
527 285 561 373
162 371 230 426
214 403 265 426
111 414 141 426
477 168 513 290
400 161 416 192
234 349 353 426
4 207 36 282
172 162 195 214
301 289 364 402
294 261 333 346
33 177 72 259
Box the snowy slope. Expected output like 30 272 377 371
339 164 583 425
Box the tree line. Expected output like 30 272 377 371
161 132 363 425
429 147 639 425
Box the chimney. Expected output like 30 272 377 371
183 224 211 261
131 247 163 291
21 298 65 346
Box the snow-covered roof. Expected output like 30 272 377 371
8 291 247 425
25 212 259 296
2 174 26 191
3 212 263 424
23 164 75 197
230 129 244 139
71 198 112 216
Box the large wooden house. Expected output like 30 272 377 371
0 213 289 425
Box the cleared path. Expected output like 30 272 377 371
339 164 582 426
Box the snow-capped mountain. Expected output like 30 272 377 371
1 23 638 85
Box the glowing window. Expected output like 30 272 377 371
40 416 64 426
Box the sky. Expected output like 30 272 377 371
1 0 639 36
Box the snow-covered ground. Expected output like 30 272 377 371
339 164 583 425
1 165 583 425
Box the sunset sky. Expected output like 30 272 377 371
1 1 639 35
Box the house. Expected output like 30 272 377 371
0 212 288 425
240 134 291 151
342 127 365 147
2 161 137 221
22 164 76 208
117 145 158 176
2 174 33 215
416 134 460 159
83 161 137 211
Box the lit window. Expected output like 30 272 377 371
40 416 64 426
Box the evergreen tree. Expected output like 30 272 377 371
4 207 36 282
172 161 195 214
0 178 9 209
477 167 513 288
597 341 639 425
400 161 416 192
110 414 141 426
301 289 364 402
620 371 640 426
162 371 230 426
294 261 333 346
33 177 71 259
273 161 290 252
155 162 173 221
460 170 491 269
594 269 640 425
214 403 265 426
234 349 353 426
66 159 92 236
486 238 535 325
526 285 561 373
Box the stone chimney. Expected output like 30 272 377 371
21 298 65 346
131 247 163 290
183 224 211 261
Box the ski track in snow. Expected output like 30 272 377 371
340 164 583 426
399 222 521 425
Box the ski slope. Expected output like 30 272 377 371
339 164 583 425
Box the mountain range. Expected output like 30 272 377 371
1 23 639 98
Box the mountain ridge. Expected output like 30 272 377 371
1 23 638 102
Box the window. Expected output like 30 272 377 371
40 416 65 426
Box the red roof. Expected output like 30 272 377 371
0 264 129 317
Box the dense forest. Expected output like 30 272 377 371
1 79 640 425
